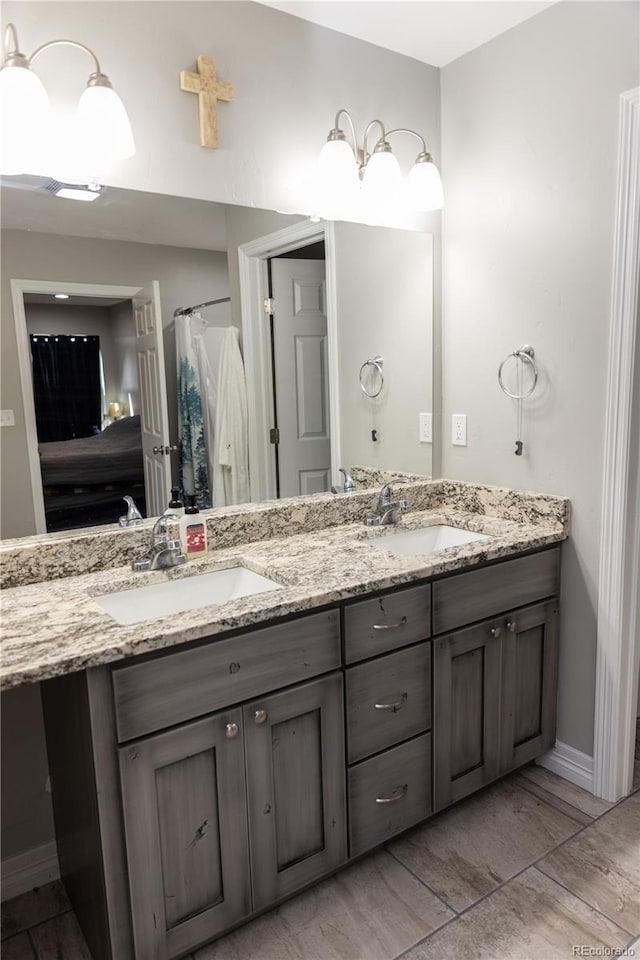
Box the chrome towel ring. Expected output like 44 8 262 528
359 355 384 398
498 345 538 400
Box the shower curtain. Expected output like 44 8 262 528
176 312 250 507
176 313 212 507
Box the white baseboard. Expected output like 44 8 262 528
537 740 594 793
1 841 60 902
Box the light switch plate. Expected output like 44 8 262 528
419 412 432 443
0 410 15 427
452 414 467 446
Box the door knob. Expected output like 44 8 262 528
506 620 517 633
225 722 239 739
254 709 268 725
490 626 502 639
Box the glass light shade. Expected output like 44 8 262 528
318 139 359 194
362 150 403 198
406 159 444 212
0 65 51 175
77 84 136 163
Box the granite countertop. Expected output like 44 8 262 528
0 483 569 690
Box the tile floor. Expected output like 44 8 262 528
2 735 639 960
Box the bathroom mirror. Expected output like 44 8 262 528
0 179 433 537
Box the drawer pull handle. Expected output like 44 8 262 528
374 693 408 712
375 784 408 804
490 626 502 639
372 616 408 631
254 709 268 725
506 620 517 633
225 722 239 739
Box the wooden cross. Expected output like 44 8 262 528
180 55 234 149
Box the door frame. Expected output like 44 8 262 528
593 87 640 801
238 220 339 502
11 278 144 535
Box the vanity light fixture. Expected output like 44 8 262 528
318 108 444 216
0 23 135 179
54 293 69 299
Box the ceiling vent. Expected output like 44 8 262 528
43 179 106 202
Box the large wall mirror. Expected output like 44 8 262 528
0 178 433 538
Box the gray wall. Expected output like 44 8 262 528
334 223 433 476
1 230 229 539
440 0 640 755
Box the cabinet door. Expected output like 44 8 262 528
244 673 347 910
119 709 250 960
500 600 559 774
433 620 502 811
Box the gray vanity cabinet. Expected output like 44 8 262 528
118 708 251 960
243 673 347 910
500 600 559 774
432 549 561 812
433 618 503 810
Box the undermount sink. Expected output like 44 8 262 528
94 566 282 626
368 524 491 557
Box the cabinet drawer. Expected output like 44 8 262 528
432 547 560 635
344 584 431 664
348 734 431 858
112 610 340 742
346 644 431 763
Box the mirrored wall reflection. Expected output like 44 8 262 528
0 181 433 537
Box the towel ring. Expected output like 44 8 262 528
359 355 384 398
498 346 538 400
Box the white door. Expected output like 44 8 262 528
271 259 330 497
134 281 172 516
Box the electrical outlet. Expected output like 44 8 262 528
452 414 467 446
419 412 432 443
0 409 15 427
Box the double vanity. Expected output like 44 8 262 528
0 477 570 960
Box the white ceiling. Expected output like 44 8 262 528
260 1 556 67
0 178 229 252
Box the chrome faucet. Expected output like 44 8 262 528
365 478 410 526
119 496 143 527
132 514 187 572
331 467 356 494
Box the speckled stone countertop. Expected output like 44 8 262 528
0 479 570 690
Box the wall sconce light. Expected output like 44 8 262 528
0 23 135 180
107 401 123 420
318 108 444 218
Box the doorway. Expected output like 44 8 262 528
11 279 171 534
268 240 329 498
238 220 340 503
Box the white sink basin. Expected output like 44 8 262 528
368 524 491 556
94 567 282 625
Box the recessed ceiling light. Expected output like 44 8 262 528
54 293 70 299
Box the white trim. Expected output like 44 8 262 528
238 219 340 502
11 279 144 535
1 841 60 902
537 741 594 794
593 87 640 802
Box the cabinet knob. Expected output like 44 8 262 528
225 722 239 739
490 626 502 639
506 620 517 633
254 709 268 725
